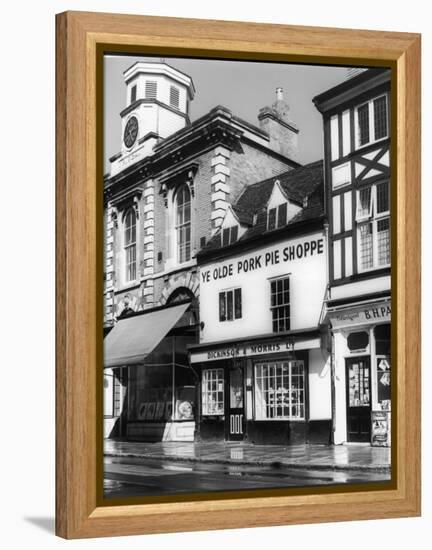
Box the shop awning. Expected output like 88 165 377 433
104 302 190 368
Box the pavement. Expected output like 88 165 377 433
104 439 391 472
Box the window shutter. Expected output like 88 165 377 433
145 81 157 99
277 203 287 228
170 86 180 108
234 288 242 319
219 292 226 322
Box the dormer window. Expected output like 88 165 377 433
267 202 288 231
130 85 137 104
145 81 157 99
222 226 238 247
170 85 180 109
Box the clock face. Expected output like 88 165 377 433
123 116 139 148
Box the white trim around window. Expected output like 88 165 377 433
354 94 389 150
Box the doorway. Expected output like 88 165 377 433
345 357 371 442
226 366 246 441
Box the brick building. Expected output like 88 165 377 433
103 61 301 441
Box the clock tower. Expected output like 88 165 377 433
110 62 195 176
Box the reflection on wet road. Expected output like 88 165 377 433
104 456 391 498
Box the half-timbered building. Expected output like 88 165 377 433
314 68 392 446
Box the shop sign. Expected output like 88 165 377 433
200 237 324 284
190 337 320 363
330 302 391 329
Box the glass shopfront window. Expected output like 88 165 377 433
254 361 305 420
202 368 224 415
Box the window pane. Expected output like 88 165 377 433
130 85 137 103
374 96 388 140
219 292 226 322
222 228 230 247
268 208 276 230
376 182 389 214
359 222 373 269
377 217 390 265
234 288 242 319
358 103 370 146
277 203 287 228
357 187 372 218
227 291 233 321
231 225 238 243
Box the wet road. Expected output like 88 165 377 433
104 457 391 498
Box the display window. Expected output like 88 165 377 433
254 360 305 420
202 368 224 415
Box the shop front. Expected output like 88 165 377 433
104 301 199 442
189 331 332 446
328 298 391 447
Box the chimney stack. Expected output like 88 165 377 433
258 88 299 162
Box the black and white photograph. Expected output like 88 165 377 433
102 55 392 499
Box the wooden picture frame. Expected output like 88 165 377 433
55 11 421 539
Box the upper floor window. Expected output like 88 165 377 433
222 225 239 247
267 202 288 231
145 80 157 99
124 208 137 282
175 185 191 264
130 85 137 104
270 276 290 332
356 181 390 271
355 95 388 148
170 85 180 109
219 288 242 322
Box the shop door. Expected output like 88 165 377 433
227 367 246 441
345 357 371 442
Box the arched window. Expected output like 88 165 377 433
124 208 136 281
175 185 191 263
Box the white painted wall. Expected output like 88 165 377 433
308 348 332 420
199 230 326 342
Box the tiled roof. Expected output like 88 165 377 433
200 160 324 255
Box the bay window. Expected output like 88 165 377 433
254 361 305 420
356 181 390 271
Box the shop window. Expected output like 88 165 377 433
222 225 239 247
175 185 191 263
356 181 390 271
202 369 224 415
347 331 369 351
219 288 242 322
355 94 388 148
270 276 290 332
254 361 305 420
124 208 137 282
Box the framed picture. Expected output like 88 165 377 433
56 11 421 539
